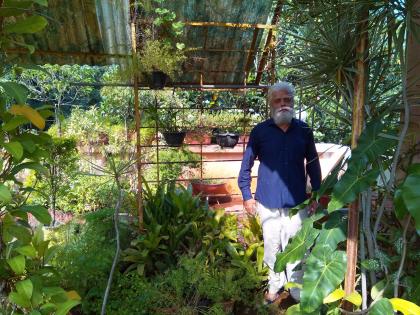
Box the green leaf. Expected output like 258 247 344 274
0 0 32 17
3 116 29 131
274 221 320 273
407 163 420 175
11 162 48 176
16 279 33 300
316 211 347 250
369 298 394 315
301 247 347 313
401 174 420 234
4 15 48 34
40 303 57 313
350 121 397 164
371 279 387 300
9 291 31 308
32 0 48 6
4 141 24 160
15 245 37 258
394 188 409 220
55 299 81 315
7 224 32 244
316 167 345 200
286 304 320 315
29 311 42 315
0 184 12 203
0 82 28 103
42 287 66 297
7 255 26 274
20 205 51 225
328 166 379 212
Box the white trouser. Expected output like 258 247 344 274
256 202 307 301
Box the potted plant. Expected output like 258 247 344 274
140 40 186 89
202 111 248 149
133 0 186 89
145 91 194 147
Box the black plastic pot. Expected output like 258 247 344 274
215 133 239 148
150 71 168 89
163 131 186 147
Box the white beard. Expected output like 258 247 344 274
271 108 294 125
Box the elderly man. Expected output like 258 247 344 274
238 81 321 303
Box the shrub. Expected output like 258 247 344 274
49 208 132 314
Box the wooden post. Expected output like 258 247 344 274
130 3 143 231
343 6 368 303
404 0 420 168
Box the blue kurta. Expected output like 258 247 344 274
238 118 321 208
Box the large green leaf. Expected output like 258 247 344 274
394 188 409 220
274 222 320 273
0 82 28 104
349 121 397 164
286 304 320 315
328 165 379 212
316 211 347 251
7 255 26 274
0 184 12 203
20 205 51 225
8 291 31 308
15 245 37 258
2 116 29 131
6 224 32 244
0 0 32 17
4 15 48 34
55 299 81 315
16 279 33 300
32 0 48 6
401 174 420 234
369 298 394 315
4 141 24 160
316 156 347 199
11 162 48 176
301 246 347 313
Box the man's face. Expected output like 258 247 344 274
270 90 294 125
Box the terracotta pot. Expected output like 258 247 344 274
185 131 211 145
191 181 231 204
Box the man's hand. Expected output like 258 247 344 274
243 199 256 215
308 200 319 215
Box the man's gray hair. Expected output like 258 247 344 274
267 81 295 106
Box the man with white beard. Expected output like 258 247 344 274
238 81 321 304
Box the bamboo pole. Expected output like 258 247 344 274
130 4 143 231
255 0 284 85
343 5 368 306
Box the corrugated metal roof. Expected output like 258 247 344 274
7 0 275 85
